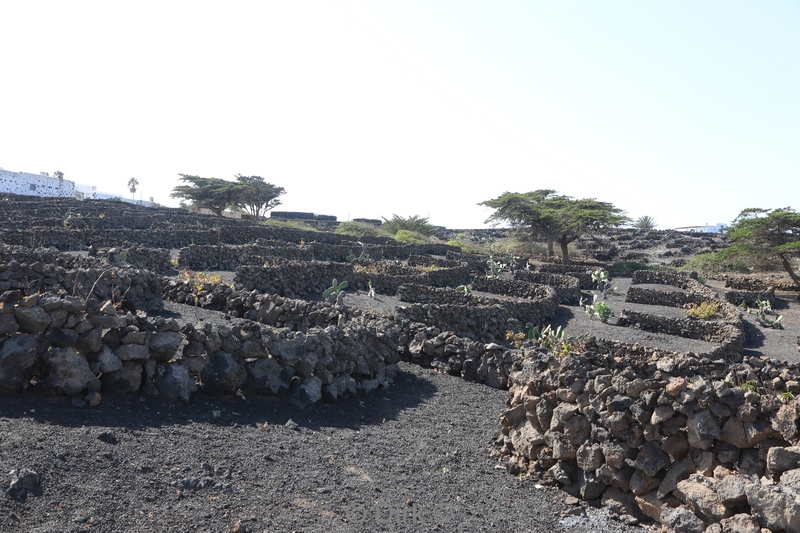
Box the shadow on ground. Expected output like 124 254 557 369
0 365 437 432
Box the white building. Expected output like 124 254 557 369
0 169 75 198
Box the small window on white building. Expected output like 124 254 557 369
29 184 37 191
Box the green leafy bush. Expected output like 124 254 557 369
394 230 430 244
686 301 719 319
262 218 319 231
447 239 487 254
335 221 384 238
680 251 748 275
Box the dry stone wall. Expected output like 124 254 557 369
499 347 800 531
233 263 471 298
514 270 582 305
620 270 744 361
0 290 399 407
395 282 559 343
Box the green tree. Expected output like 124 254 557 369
725 207 800 290
234 175 285 218
480 190 628 264
633 215 657 231
171 175 244 216
380 214 436 237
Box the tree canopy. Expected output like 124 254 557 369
234 175 285 218
171 174 285 218
726 207 800 289
480 190 628 264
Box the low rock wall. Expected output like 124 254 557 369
625 286 698 308
536 264 595 289
233 263 471 298
499 348 800 531
622 270 744 361
514 271 582 304
177 241 442 271
395 283 560 343
0 290 399 407
723 287 776 308
0 259 163 313
616 311 744 360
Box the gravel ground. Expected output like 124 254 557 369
0 362 654 533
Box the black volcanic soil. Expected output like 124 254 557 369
0 361 654 533
1 269 798 532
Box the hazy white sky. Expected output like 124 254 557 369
2 1 799 229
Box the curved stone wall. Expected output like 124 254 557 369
513 270 582 304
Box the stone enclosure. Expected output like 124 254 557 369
1 195 799 531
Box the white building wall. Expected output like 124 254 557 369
0 170 75 198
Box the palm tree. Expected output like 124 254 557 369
127 177 139 201
634 215 657 231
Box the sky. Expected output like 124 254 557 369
2 1 799 230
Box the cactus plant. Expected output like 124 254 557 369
323 279 349 302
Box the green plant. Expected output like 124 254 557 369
591 269 616 298
486 259 502 279
380 214 436 237
581 294 613 322
323 279 349 302
346 250 357 262
455 285 471 296
679 250 753 276
506 330 526 348
633 215 657 231
779 391 795 404
746 295 785 329
754 311 784 329
262 218 319 232
686 302 719 319
393 230 429 244
742 380 757 393
118 250 128 264
335 221 384 238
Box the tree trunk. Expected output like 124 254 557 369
547 240 554 257
559 236 571 265
778 254 800 296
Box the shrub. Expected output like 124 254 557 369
381 214 436 237
686 301 719 319
446 239 488 255
335 221 385 238
680 251 748 275
262 219 319 231
394 230 430 244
